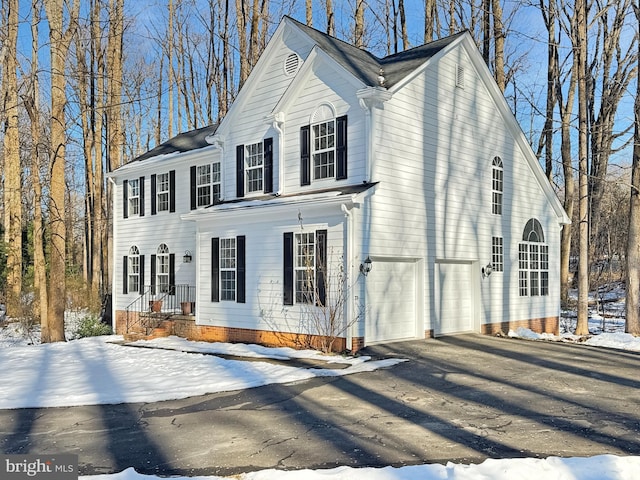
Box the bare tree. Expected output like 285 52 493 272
326 0 334 35
626 1 640 335
42 0 79 342
424 0 437 41
575 0 590 335
354 0 365 47
2 0 22 317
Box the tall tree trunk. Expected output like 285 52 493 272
354 0 365 47
424 0 436 41
626 2 640 335
2 0 22 318
575 0 590 335
168 0 174 137
492 0 505 92
43 0 78 343
326 0 334 36
305 0 312 26
26 0 48 325
399 0 408 50
236 0 249 87
482 0 491 65
538 0 557 181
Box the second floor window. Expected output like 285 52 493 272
196 163 221 207
128 179 140 215
312 120 336 180
246 142 264 193
156 173 169 212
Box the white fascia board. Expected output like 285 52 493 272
107 145 220 181
182 191 358 226
459 36 571 225
273 45 367 115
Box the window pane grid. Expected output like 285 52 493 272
157 173 169 211
128 247 139 293
518 238 549 297
128 179 140 215
220 238 236 301
246 143 264 193
492 236 503 272
197 163 221 207
295 233 315 304
492 160 503 215
312 120 336 180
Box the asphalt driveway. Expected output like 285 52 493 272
2 334 640 476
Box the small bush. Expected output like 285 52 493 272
74 315 112 338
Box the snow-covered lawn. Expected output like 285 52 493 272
1 313 639 479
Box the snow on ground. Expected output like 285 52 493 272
2 307 640 479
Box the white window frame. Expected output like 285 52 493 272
294 232 315 304
128 179 140 216
156 173 170 212
245 142 264 193
128 246 140 293
518 220 549 297
492 156 503 215
312 119 336 180
492 236 503 272
196 163 221 207
220 238 236 301
157 243 170 294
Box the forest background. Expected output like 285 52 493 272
0 0 638 342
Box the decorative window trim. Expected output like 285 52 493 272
236 138 273 197
300 114 347 185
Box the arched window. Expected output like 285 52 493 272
156 244 170 294
128 246 140 293
518 219 549 297
311 104 337 180
492 156 503 215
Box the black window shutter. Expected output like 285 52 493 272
169 253 175 293
123 180 129 218
190 166 197 210
300 126 311 186
336 116 348 180
139 255 145 294
211 238 220 302
236 145 245 198
169 170 176 212
263 137 273 193
283 232 294 305
139 176 145 217
316 230 327 306
150 174 157 215
122 256 128 294
237 236 246 303
150 254 156 295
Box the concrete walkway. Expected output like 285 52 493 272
1 334 640 476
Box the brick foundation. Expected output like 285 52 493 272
481 316 560 336
115 310 347 352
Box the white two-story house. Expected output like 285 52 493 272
109 16 570 352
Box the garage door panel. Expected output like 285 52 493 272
366 261 416 343
435 262 474 335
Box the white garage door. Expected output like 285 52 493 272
435 261 475 335
365 260 416 343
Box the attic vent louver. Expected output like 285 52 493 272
284 53 300 76
455 65 465 88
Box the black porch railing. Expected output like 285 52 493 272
125 284 196 334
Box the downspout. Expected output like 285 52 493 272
341 202 353 351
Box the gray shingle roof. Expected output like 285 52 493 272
128 19 464 164
286 16 465 88
131 123 218 162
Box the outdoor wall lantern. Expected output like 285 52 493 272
183 250 193 263
360 257 373 276
482 262 493 278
